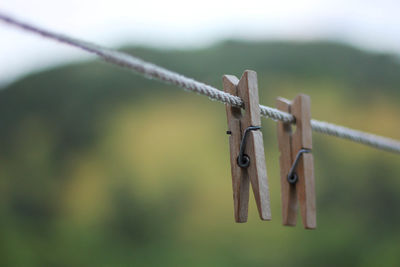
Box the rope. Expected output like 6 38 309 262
311 120 400 153
1 13 400 154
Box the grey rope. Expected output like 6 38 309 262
311 120 400 153
1 13 400 154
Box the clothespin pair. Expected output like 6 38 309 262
223 70 315 229
223 70 271 222
276 95 316 229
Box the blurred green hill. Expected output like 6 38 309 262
0 41 400 266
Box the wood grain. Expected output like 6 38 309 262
223 75 249 222
276 98 298 226
237 70 271 221
291 94 316 229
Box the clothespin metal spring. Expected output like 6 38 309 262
287 149 312 184
236 126 261 168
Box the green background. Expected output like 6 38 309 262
1 41 399 266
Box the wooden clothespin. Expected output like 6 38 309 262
276 94 316 229
223 70 271 222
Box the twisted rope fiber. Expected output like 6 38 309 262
1 13 400 154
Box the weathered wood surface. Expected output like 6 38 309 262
276 94 316 229
223 70 271 222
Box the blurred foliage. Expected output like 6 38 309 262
0 40 400 266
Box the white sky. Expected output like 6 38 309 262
1 0 400 86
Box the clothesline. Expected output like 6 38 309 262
1 12 400 154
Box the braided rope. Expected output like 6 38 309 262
1 13 399 154
311 120 400 153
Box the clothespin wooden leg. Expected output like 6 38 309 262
292 95 316 229
276 94 316 229
276 98 298 226
223 75 250 222
224 70 271 222
238 71 271 221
